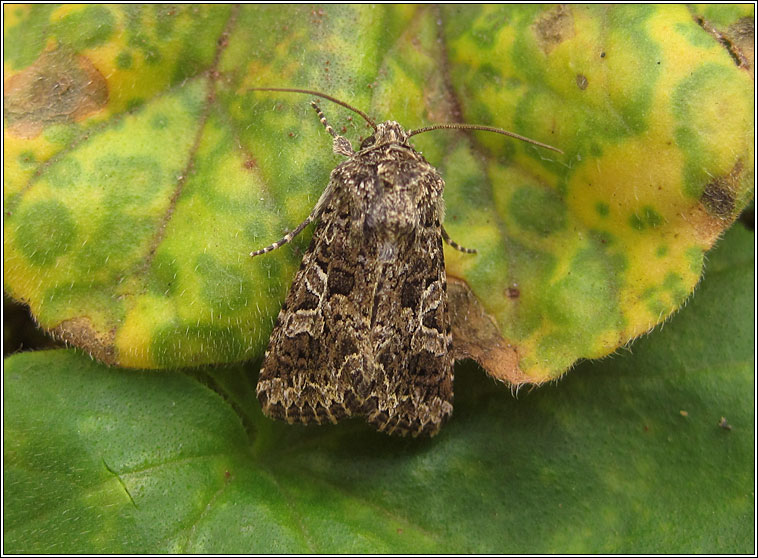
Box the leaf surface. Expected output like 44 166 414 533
3 224 754 553
3 4 754 379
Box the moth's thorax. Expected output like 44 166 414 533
360 121 410 150
333 123 445 250
353 121 431 171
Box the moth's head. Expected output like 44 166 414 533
359 121 409 150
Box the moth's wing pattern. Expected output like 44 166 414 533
257 143 453 437
256 180 373 425
362 172 454 437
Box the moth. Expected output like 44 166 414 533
250 87 560 437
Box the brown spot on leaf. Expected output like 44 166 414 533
448 278 535 387
506 286 520 299
49 317 117 365
728 17 754 73
695 15 754 77
533 5 575 55
684 204 729 249
4 48 108 139
576 74 588 90
700 160 743 219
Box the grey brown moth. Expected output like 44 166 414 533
249 88 560 437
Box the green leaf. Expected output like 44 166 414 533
4 224 753 553
3 5 753 378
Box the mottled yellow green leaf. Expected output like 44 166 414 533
3 5 753 380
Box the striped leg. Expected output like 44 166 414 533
250 102 350 259
441 225 477 254
250 179 336 258
250 214 316 257
310 101 354 157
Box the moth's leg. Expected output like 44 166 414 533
250 182 335 258
310 101 354 157
441 225 477 254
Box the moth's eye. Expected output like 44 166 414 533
359 136 376 150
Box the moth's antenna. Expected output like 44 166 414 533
408 123 563 154
250 87 377 130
